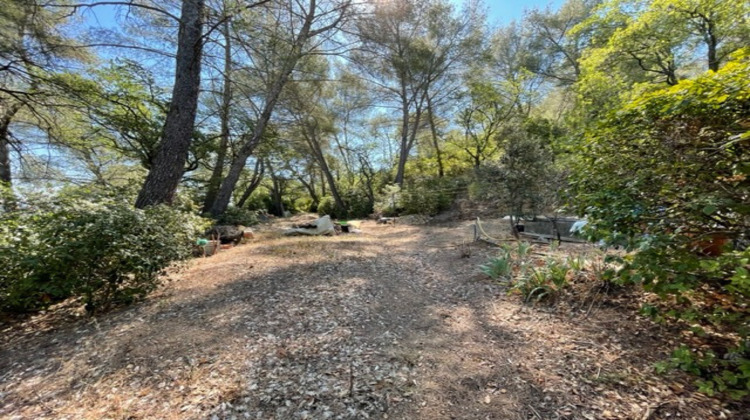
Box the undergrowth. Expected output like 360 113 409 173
481 242 580 303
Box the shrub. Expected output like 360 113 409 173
402 177 457 216
480 254 512 281
216 206 258 226
0 195 209 313
374 184 401 217
515 259 571 303
572 50 750 398
344 190 374 219
317 196 342 219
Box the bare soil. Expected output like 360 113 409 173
0 216 744 419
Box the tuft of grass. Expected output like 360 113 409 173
481 254 512 281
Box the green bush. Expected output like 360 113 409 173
376 177 460 216
374 184 401 217
344 190 374 219
215 206 258 226
572 50 750 398
402 177 456 216
0 196 209 313
515 259 571 303
317 196 343 219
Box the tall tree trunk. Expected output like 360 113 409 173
358 153 375 205
305 125 345 214
0 135 12 187
426 95 444 178
705 22 719 71
208 0 351 217
209 83 283 217
135 0 205 208
0 104 20 187
394 84 411 187
394 84 427 187
265 158 285 217
236 159 265 208
297 175 319 206
202 19 233 213
209 31 314 217
508 214 520 239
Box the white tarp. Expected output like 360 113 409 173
283 215 336 236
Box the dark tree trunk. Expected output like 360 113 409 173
0 102 22 187
236 159 264 208
297 174 319 207
0 136 12 186
358 153 375 205
0 116 14 186
509 214 520 240
318 150 346 214
426 95 444 178
209 89 280 217
395 86 426 187
265 158 285 217
706 23 719 71
394 84 410 187
135 0 205 208
202 19 233 213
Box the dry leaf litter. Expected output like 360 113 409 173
0 217 743 419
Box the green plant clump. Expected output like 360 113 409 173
317 195 343 219
0 195 209 313
215 206 259 226
481 242 573 303
400 177 458 216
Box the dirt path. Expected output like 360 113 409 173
0 219 739 419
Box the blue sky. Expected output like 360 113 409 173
82 0 568 28
460 0 566 24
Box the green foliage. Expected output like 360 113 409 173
480 254 512 281
215 206 258 226
343 189 374 219
515 259 572 303
572 48 750 398
481 242 572 303
318 196 342 219
655 344 750 400
374 184 402 217
566 255 586 272
242 189 271 212
0 192 209 313
400 177 461 216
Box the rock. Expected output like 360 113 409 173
283 215 336 236
206 225 244 244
